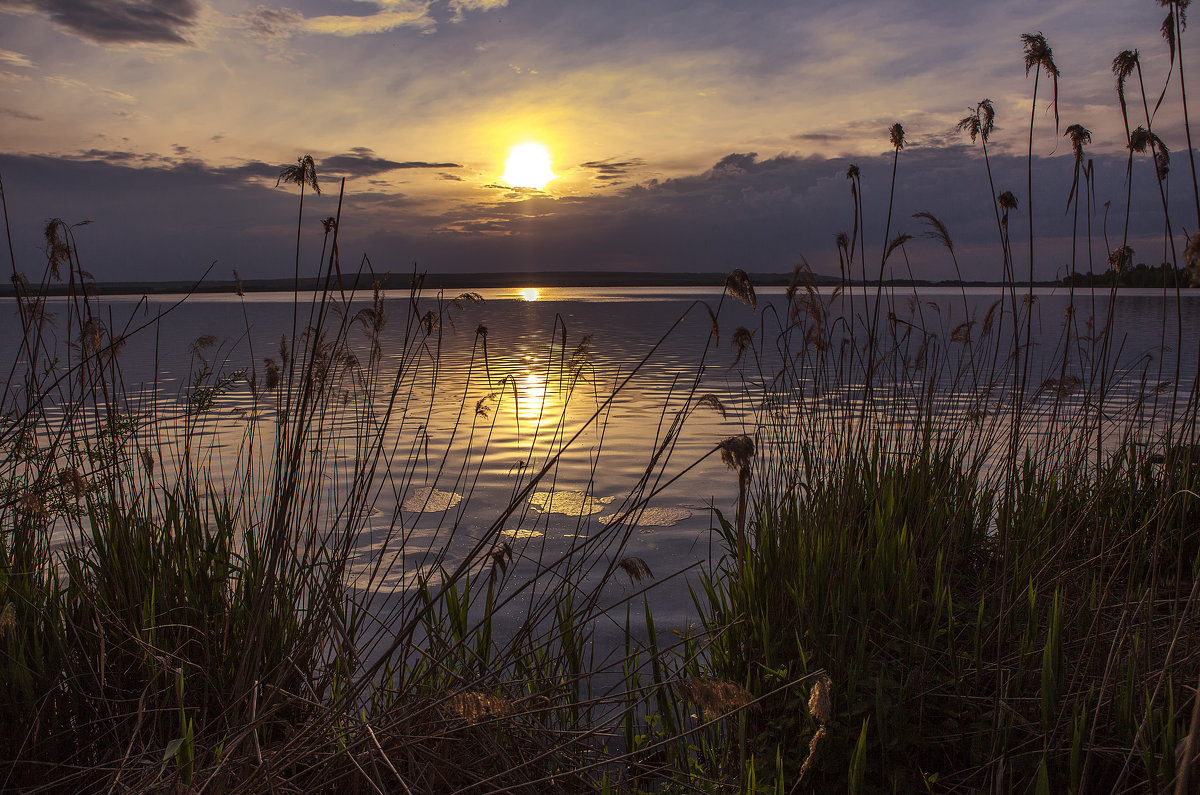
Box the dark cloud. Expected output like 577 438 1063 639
320 147 462 177
0 0 201 45
0 144 1187 285
0 107 43 121
709 153 758 177
438 172 464 181
580 158 646 181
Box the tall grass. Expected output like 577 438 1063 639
696 20 1200 795
0 202 758 791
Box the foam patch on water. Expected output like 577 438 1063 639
528 490 615 516
500 527 543 539
599 507 693 527
402 486 463 512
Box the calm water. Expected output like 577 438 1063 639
4 284 1199 633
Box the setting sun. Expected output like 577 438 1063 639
503 143 557 190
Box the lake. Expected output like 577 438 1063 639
5 282 1198 637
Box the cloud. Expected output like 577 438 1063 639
0 71 30 82
580 158 646 183
0 107 43 121
302 2 435 37
242 6 303 38
447 0 508 21
45 75 137 103
0 48 33 68
0 0 201 45
320 147 461 177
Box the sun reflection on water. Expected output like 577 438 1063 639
519 288 540 302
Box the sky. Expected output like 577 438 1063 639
0 0 1196 283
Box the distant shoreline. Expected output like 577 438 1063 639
1 270 1069 297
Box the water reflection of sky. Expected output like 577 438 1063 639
3 285 1197 630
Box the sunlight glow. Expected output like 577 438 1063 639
519 288 540 302
503 143 557 190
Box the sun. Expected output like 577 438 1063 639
503 143 557 190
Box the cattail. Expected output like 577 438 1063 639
233 269 245 297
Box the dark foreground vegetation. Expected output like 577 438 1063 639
4 8 1200 794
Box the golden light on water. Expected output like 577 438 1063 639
503 143 556 190
517 370 551 421
519 288 540 301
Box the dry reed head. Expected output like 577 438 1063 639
950 320 975 344
441 691 512 724
807 673 832 724
263 358 281 391
43 219 69 282
1113 50 1140 108
321 216 336 234
888 122 906 150
704 302 719 345
17 491 47 521
730 327 754 367
140 447 154 476
725 268 756 310
884 233 912 263
982 299 1002 337
1021 32 1061 78
0 603 14 640
678 678 752 720
719 435 755 472
696 394 728 419
914 211 954 255
617 556 653 585
277 154 320 195
1108 245 1133 273
57 468 86 501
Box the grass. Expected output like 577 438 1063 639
3 11 1200 794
